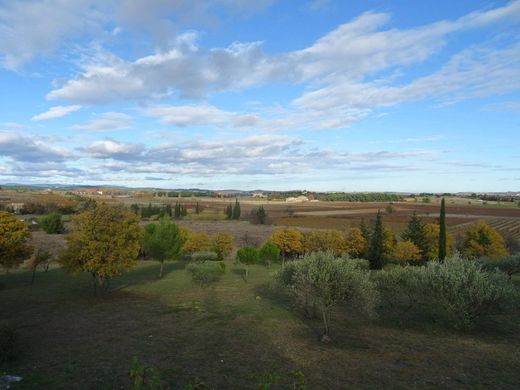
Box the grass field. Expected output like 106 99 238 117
2 261 520 389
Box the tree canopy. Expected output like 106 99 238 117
0 211 33 272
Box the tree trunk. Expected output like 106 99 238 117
31 267 36 285
159 260 164 278
321 308 331 342
245 266 249 282
92 273 97 296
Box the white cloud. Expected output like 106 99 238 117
0 132 69 162
32 105 82 121
72 112 133 131
84 139 144 160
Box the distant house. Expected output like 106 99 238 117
252 192 267 198
286 196 309 203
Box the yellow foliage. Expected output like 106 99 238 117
270 227 304 258
182 230 211 254
59 203 140 279
463 221 508 258
211 232 234 260
392 240 421 262
424 223 454 260
345 227 367 257
0 211 33 271
303 230 347 255
383 226 397 254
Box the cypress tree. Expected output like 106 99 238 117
225 204 233 219
438 198 447 261
368 211 385 269
232 199 241 220
174 202 181 219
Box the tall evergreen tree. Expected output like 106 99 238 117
368 211 385 269
225 204 233 219
438 198 447 261
174 202 181 219
359 218 372 258
401 212 428 260
232 199 241 220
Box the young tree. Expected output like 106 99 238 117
463 221 508 258
276 251 378 342
252 205 267 224
211 232 234 261
259 242 280 266
28 248 52 285
39 212 65 234
0 211 33 273
174 202 181 219
236 246 260 281
164 204 172 217
130 204 140 216
438 198 447 261
401 212 428 260
232 199 241 220
142 217 184 278
368 211 385 269
59 203 140 294
270 227 304 265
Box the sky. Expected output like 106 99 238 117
0 0 519 192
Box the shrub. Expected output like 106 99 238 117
479 255 520 279
275 251 379 341
191 251 218 262
0 322 21 363
422 255 517 330
259 242 280 266
39 212 65 234
372 266 424 320
346 257 370 270
186 262 225 287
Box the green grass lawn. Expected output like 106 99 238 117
1 262 520 389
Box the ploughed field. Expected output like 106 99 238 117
2 262 520 389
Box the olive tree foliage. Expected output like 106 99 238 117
59 203 141 293
275 251 379 342
0 211 33 272
374 255 517 330
186 261 225 287
478 255 520 279
142 217 184 278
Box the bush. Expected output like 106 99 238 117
236 247 260 281
191 251 218 262
186 262 225 287
372 266 424 320
422 255 517 330
0 322 21 363
275 251 379 341
39 212 65 234
346 257 370 270
479 255 520 279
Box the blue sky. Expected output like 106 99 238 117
0 0 519 192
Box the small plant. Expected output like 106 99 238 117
186 262 225 287
129 356 163 390
0 322 21 363
39 212 65 234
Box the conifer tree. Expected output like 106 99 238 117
225 204 233 219
232 199 241 220
438 198 447 261
401 212 428 260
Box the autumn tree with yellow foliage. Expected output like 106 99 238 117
0 211 33 272
463 221 507 258
303 230 347 256
181 231 211 254
344 227 368 258
392 240 422 263
424 223 453 260
211 232 234 260
59 203 140 294
270 227 304 264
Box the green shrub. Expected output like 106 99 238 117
39 212 65 234
422 255 517 330
191 251 218 262
259 242 280 266
275 251 379 341
0 322 21 363
186 262 225 287
348 258 370 270
479 255 520 279
372 266 424 320
236 247 260 281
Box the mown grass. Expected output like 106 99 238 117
1 262 520 389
